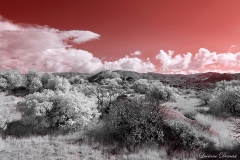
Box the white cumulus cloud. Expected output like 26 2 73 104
104 56 155 73
156 48 240 74
0 16 102 73
0 16 156 74
131 50 141 56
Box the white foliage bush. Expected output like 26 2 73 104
104 71 120 79
146 85 176 104
3 69 27 91
46 76 71 92
29 77 43 93
131 79 151 94
28 69 43 82
17 89 100 130
209 85 240 116
70 76 84 84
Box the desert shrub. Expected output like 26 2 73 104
182 110 198 120
208 97 231 117
17 89 99 131
216 80 240 91
104 71 120 79
104 98 165 146
3 69 27 91
131 79 150 94
29 77 43 93
45 76 71 92
149 80 164 89
27 70 43 93
28 69 43 81
209 86 240 116
194 113 214 130
76 84 97 97
146 85 176 105
113 77 123 84
198 91 212 105
0 105 9 129
69 76 84 84
41 72 55 87
88 85 123 118
164 120 213 151
0 77 7 91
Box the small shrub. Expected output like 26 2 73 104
78 84 97 97
208 97 230 117
29 77 43 93
194 113 214 130
41 72 55 87
0 77 7 91
0 105 9 129
46 76 71 92
182 110 198 120
146 85 176 105
164 120 213 151
198 91 212 105
69 76 84 84
104 71 120 79
28 69 43 82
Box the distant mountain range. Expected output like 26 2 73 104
54 71 240 90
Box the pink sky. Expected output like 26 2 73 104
1 0 240 74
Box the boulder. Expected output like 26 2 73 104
208 127 219 136
160 107 196 124
160 107 219 136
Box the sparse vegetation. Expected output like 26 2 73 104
1 69 240 159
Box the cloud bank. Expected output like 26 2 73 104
2 16 240 74
0 16 155 74
104 56 155 72
156 48 240 74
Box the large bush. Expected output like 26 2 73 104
104 98 165 146
17 90 100 131
209 86 240 116
2 69 27 91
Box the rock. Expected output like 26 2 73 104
88 72 104 83
208 127 219 136
160 107 196 124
